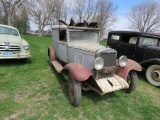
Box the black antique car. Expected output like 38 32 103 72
107 31 160 86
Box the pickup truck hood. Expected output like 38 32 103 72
68 42 106 52
0 34 22 45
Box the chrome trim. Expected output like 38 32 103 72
0 55 31 59
0 45 21 51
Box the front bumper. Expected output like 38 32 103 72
95 75 129 95
0 55 32 59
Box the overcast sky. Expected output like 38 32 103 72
30 0 145 31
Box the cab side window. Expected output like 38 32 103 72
110 35 120 42
121 34 138 44
129 37 137 44
59 30 67 42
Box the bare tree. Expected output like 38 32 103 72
127 0 160 33
94 0 117 38
73 0 117 38
26 0 54 36
49 0 71 25
74 0 96 22
0 0 24 26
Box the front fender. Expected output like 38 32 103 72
64 63 92 81
48 46 57 61
115 59 142 81
140 58 160 69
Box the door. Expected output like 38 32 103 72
52 29 68 63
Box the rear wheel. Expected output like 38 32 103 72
146 65 160 86
68 74 81 107
125 70 138 93
48 52 53 67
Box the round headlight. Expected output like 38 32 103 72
23 45 30 50
118 55 128 67
94 57 104 70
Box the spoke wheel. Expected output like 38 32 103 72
146 65 160 86
125 70 138 93
68 74 81 107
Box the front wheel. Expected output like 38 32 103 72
125 70 138 93
146 65 160 86
68 74 81 107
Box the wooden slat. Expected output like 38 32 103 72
52 61 63 73
95 75 129 94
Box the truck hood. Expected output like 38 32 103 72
0 34 22 45
68 42 106 52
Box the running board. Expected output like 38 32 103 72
95 75 129 95
51 61 63 73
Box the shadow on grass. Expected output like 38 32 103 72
82 89 119 104
0 59 32 66
50 66 69 98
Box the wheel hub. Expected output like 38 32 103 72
152 70 160 82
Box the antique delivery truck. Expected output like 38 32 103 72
48 21 142 107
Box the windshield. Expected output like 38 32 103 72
69 30 99 42
0 26 19 36
139 37 159 46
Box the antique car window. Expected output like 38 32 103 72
121 34 138 44
111 35 120 41
59 30 67 42
139 37 158 46
0 26 19 36
69 31 98 42
129 37 137 44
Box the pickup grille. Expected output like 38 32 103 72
0 45 21 51
96 48 117 79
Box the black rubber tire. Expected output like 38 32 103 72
68 74 81 107
48 52 53 67
146 65 160 86
125 70 138 93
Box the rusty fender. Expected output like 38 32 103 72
64 63 92 81
115 59 142 81
48 46 57 61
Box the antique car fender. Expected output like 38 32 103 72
48 46 57 61
140 58 160 69
64 63 92 81
115 59 142 81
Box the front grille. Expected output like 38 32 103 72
0 45 21 51
100 51 116 67
96 48 117 79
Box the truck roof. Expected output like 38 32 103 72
52 25 100 31
109 31 160 38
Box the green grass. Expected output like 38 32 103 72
0 35 160 120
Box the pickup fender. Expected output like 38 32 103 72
48 46 57 61
115 59 142 81
64 63 92 81
140 58 160 69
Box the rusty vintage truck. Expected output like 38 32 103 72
48 21 142 107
